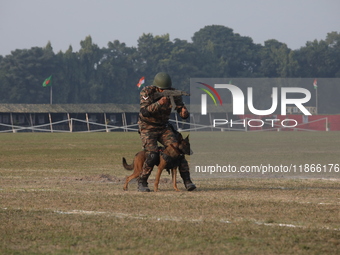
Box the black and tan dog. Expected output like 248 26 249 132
122 134 192 191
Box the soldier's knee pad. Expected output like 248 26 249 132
145 151 160 167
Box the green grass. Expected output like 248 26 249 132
0 132 339 254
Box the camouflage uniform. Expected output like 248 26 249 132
138 85 193 190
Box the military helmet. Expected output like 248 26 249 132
152 72 172 89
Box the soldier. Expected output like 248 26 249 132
138 72 196 192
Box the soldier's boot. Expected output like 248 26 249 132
180 171 196 191
138 174 151 192
138 164 152 192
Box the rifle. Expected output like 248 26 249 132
153 90 190 110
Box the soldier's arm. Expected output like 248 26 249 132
140 87 167 117
174 96 189 119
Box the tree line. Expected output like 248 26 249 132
0 25 339 107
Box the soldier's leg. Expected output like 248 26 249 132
178 157 196 191
139 129 159 192
159 125 178 148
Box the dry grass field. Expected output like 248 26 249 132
0 132 339 254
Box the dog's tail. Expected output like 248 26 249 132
122 157 134 171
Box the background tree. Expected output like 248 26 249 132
0 25 339 113
137 33 173 78
99 40 139 103
0 42 56 103
296 39 335 77
157 38 200 92
192 25 261 77
260 39 299 77
324 31 340 77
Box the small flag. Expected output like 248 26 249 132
136 76 145 89
313 78 317 89
42 75 52 87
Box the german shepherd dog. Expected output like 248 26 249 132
122 133 192 191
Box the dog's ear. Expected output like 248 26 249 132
185 134 189 141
